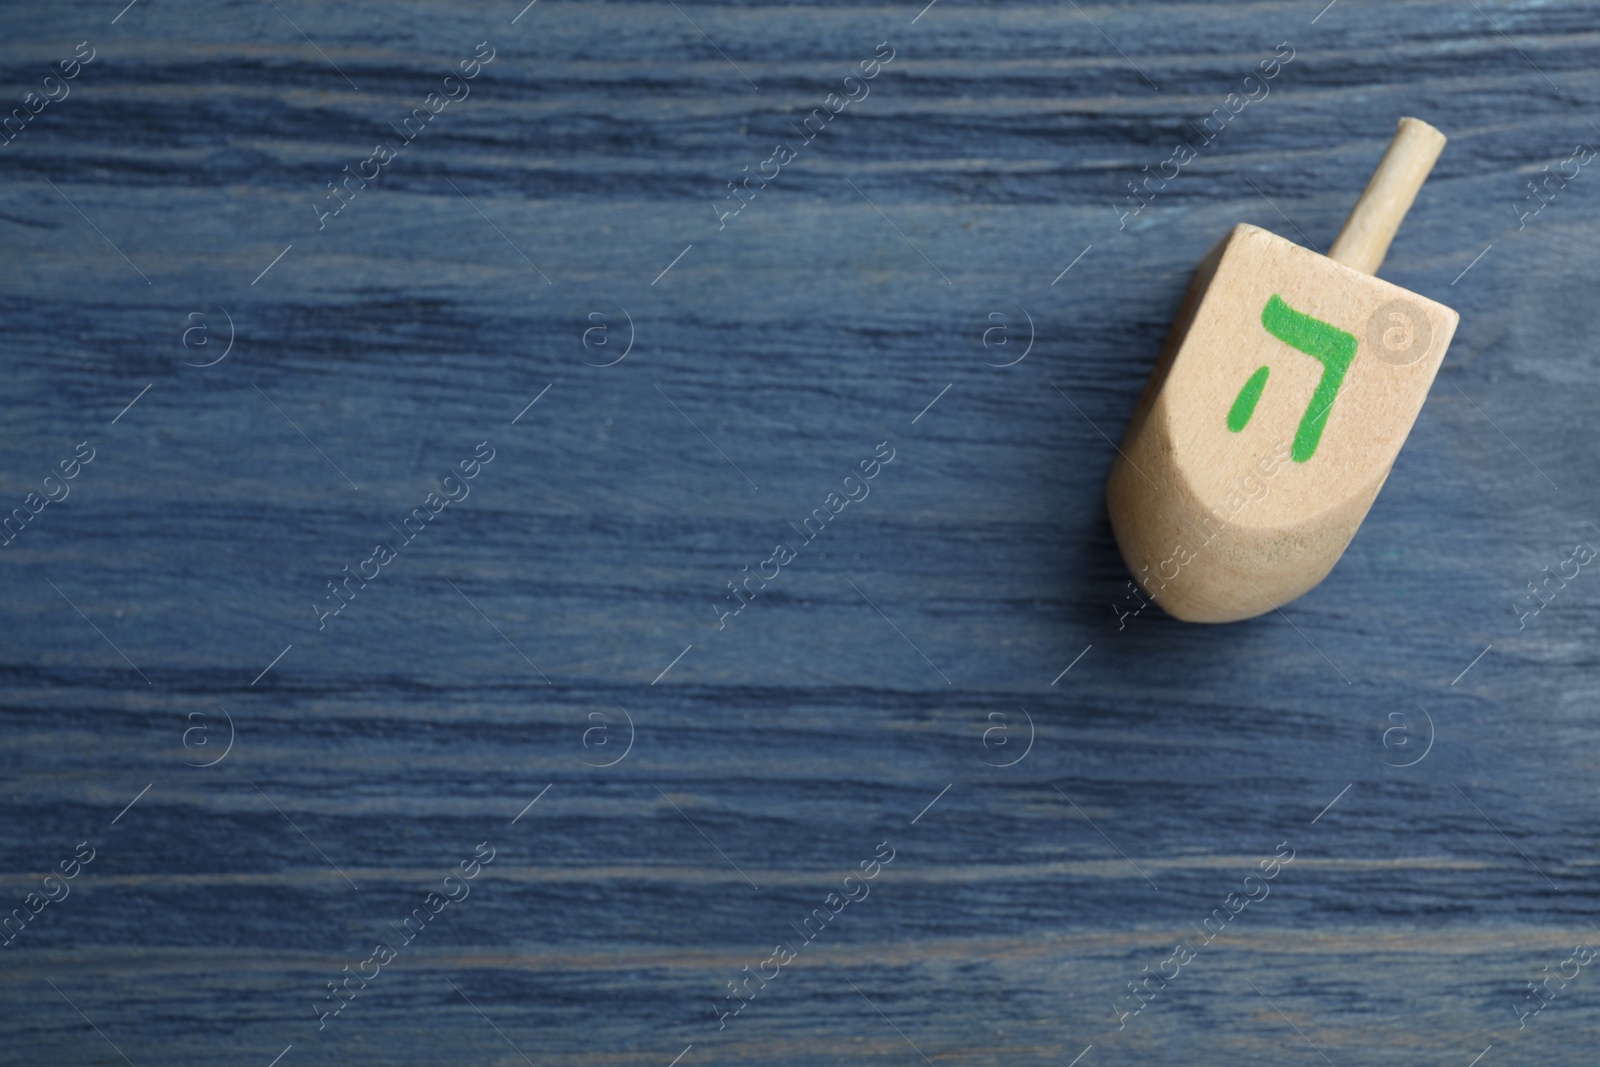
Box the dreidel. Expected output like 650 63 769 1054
1106 117 1458 623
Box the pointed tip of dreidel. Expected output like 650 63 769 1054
1106 117 1459 623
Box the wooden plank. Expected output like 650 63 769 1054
2 1 1599 1064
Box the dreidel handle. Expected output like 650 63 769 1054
1327 117 1447 275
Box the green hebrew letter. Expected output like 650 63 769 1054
1227 366 1270 433
1226 294 1358 462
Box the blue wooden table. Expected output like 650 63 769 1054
3 1 1599 1064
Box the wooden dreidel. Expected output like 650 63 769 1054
1106 117 1458 623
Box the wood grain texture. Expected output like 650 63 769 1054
1326 116 1446 273
2 1 1599 1064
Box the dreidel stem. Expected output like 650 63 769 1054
1327 117 1447 276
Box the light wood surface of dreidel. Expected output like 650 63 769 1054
1106 117 1459 623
